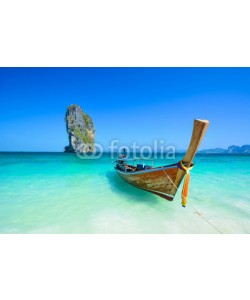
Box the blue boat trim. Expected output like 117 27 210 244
115 163 178 175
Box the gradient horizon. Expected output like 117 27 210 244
0 67 249 152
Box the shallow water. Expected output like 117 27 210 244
0 152 250 233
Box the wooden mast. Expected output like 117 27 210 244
170 119 210 195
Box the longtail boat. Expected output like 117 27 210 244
114 119 209 206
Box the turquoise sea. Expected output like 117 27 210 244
0 152 250 234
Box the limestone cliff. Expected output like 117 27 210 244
200 145 250 154
64 104 95 153
228 145 250 154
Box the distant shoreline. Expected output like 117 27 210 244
1 145 250 154
199 145 250 154
1 151 250 156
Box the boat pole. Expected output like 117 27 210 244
170 119 210 204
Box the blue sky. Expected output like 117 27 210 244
0 67 249 151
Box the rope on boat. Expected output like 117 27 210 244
177 161 194 207
161 164 223 233
161 161 194 207
160 166 178 190
189 203 224 234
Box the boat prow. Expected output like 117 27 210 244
114 119 209 205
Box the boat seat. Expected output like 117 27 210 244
136 164 145 170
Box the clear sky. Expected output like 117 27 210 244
0 67 249 152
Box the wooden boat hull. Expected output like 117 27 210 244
115 165 180 200
114 119 209 202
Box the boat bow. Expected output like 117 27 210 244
115 119 210 205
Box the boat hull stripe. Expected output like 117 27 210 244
115 164 178 175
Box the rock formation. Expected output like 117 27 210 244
200 145 250 154
228 145 250 154
64 104 95 153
